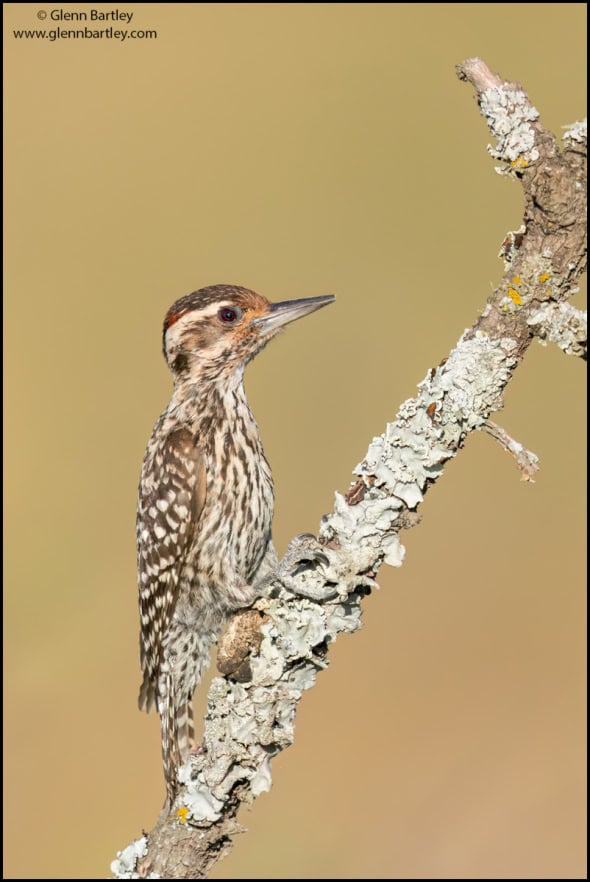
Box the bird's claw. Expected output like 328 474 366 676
274 533 338 602
284 533 330 569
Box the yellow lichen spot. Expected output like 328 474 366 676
507 288 522 305
511 275 522 286
176 806 189 824
510 157 529 169
539 273 551 283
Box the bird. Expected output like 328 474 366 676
136 283 335 802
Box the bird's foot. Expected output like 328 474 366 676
274 533 339 602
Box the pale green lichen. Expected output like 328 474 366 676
111 837 159 879
480 87 540 163
250 756 273 797
176 765 225 822
562 118 587 144
528 302 587 358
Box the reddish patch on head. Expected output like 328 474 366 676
164 309 187 331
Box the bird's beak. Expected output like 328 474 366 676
254 295 335 336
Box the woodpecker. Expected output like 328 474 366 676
136 284 334 802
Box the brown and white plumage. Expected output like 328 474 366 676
136 284 334 802
137 428 206 713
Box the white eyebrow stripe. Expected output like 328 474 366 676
167 302 236 332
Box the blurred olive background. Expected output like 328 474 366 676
4 3 586 879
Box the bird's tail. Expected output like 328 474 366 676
150 632 216 803
158 671 195 804
174 696 194 766
160 670 180 804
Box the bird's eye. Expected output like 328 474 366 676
217 306 242 325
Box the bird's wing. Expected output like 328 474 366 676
137 426 207 712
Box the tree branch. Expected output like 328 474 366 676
112 58 586 879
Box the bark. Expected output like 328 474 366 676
112 58 586 880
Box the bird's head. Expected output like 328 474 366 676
162 284 334 387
